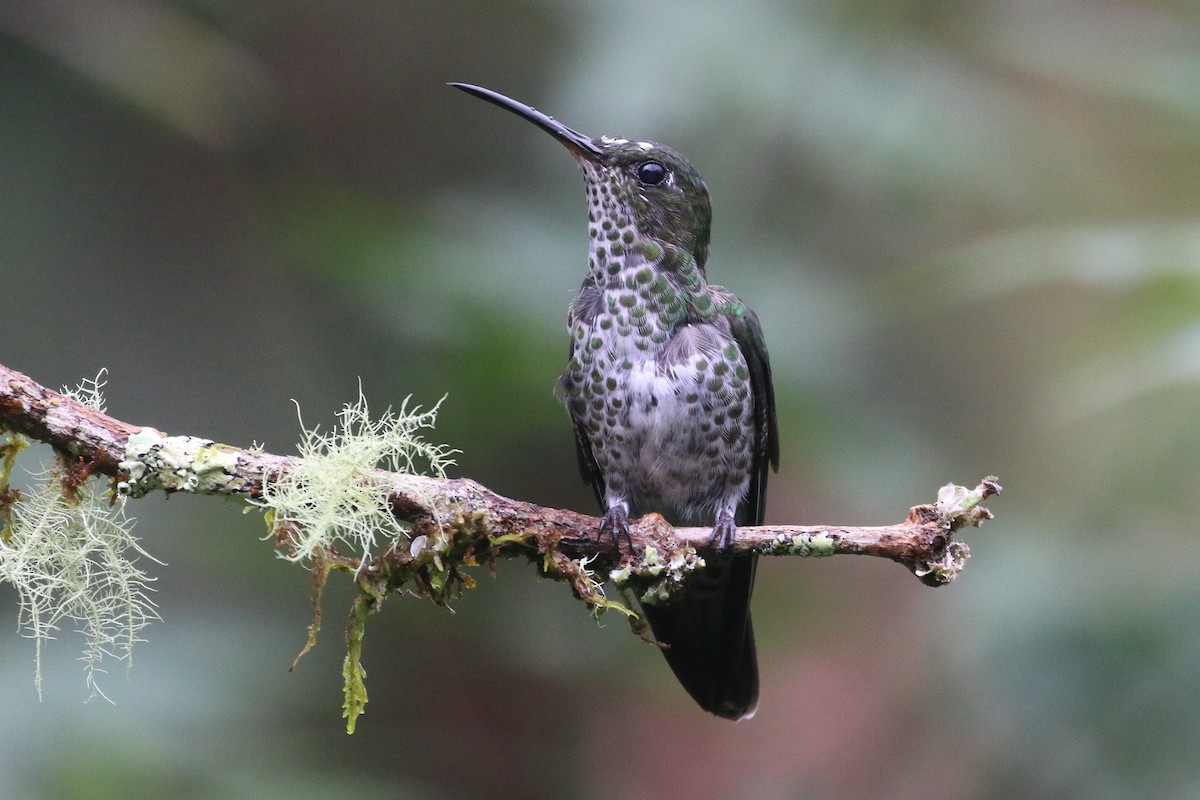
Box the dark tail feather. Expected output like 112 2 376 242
640 553 758 719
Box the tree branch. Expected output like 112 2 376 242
0 361 1000 589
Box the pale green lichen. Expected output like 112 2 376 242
914 540 971 582
609 543 707 606
1 372 161 701
1 475 160 701
768 531 837 557
63 369 109 413
117 429 245 497
248 389 460 733
936 480 998 530
253 389 456 565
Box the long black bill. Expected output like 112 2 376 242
449 83 604 160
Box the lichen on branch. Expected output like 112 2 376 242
253 389 456 565
0 361 1003 726
0 372 160 701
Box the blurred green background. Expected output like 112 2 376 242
4 1 1200 798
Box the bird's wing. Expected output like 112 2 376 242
718 291 780 526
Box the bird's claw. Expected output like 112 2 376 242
601 506 634 556
708 518 737 551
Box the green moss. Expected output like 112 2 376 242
342 592 373 734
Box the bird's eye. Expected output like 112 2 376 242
636 161 667 186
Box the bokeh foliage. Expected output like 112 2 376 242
3 1 1200 798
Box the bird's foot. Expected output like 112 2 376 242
600 506 634 556
709 517 738 551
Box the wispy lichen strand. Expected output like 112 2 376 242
0 372 160 701
63 369 108 414
255 390 457 565
1 476 160 700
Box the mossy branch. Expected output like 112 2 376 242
0 361 1001 725
0 362 999 584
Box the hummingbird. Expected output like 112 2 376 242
451 83 779 720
